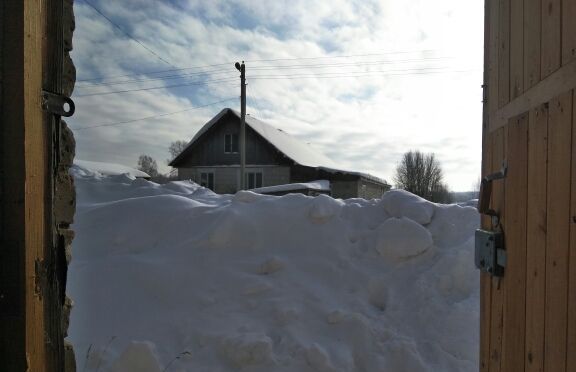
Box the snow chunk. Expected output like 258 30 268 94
251 180 330 194
233 190 263 203
326 310 346 324
309 194 344 223
204 209 257 250
375 217 433 260
219 333 274 367
258 256 285 275
379 189 435 225
305 343 335 372
74 159 150 178
109 341 162 372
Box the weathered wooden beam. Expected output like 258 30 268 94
544 90 572 372
525 103 548 372
1 1 48 370
490 57 576 132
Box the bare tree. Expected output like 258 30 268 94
137 154 159 177
168 140 188 163
394 150 452 203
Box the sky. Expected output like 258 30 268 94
69 0 484 191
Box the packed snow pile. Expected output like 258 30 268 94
251 180 330 194
68 167 480 372
74 159 150 178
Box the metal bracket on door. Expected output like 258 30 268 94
475 160 507 277
41 90 75 117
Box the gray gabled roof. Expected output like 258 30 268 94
170 108 389 185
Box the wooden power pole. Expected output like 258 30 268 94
235 61 246 189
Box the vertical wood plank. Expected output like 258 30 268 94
480 132 493 372
489 126 507 372
567 90 576 372
540 0 561 78
544 90 572 372
524 0 541 89
1 1 48 370
499 0 511 107
24 0 47 370
525 103 548 372
502 113 528 372
481 1 493 367
562 0 576 65
489 0 500 116
510 0 524 98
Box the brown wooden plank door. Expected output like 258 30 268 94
481 0 576 371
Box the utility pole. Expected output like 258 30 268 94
235 61 246 190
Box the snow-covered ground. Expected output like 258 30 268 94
67 162 480 372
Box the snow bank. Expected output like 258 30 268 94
68 166 480 372
74 159 150 178
251 180 330 194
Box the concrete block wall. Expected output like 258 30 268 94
179 166 290 194
331 180 360 199
358 179 390 200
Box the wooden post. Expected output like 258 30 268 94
237 61 246 190
1 1 48 370
1 0 75 370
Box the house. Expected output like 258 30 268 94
169 108 391 199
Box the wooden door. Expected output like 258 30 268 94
481 0 576 371
0 1 76 371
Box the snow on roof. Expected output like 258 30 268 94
173 108 339 169
250 180 330 194
74 160 150 178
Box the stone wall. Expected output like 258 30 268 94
59 0 76 370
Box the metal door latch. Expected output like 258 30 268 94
475 229 506 276
42 90 75 117
475 160 507 277
477 160 507 215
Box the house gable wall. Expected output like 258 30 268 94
178 113 291 167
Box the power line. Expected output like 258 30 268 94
77 49 444 83
244 49 441 63
81 0 176 67
248 69 477 80
248 66 450 78
75 77 239 97
77 62 234 83
78 57 449 88
248 57 450 70
75 67 475 97
72 98 237 130
77 68 236 87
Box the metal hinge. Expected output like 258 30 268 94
41 90 75 117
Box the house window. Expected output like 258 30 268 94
246 172 263 189
200 172 214 190
224 133 239 153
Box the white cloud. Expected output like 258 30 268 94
69 0 483 190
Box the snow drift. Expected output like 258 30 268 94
68 162 480 372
